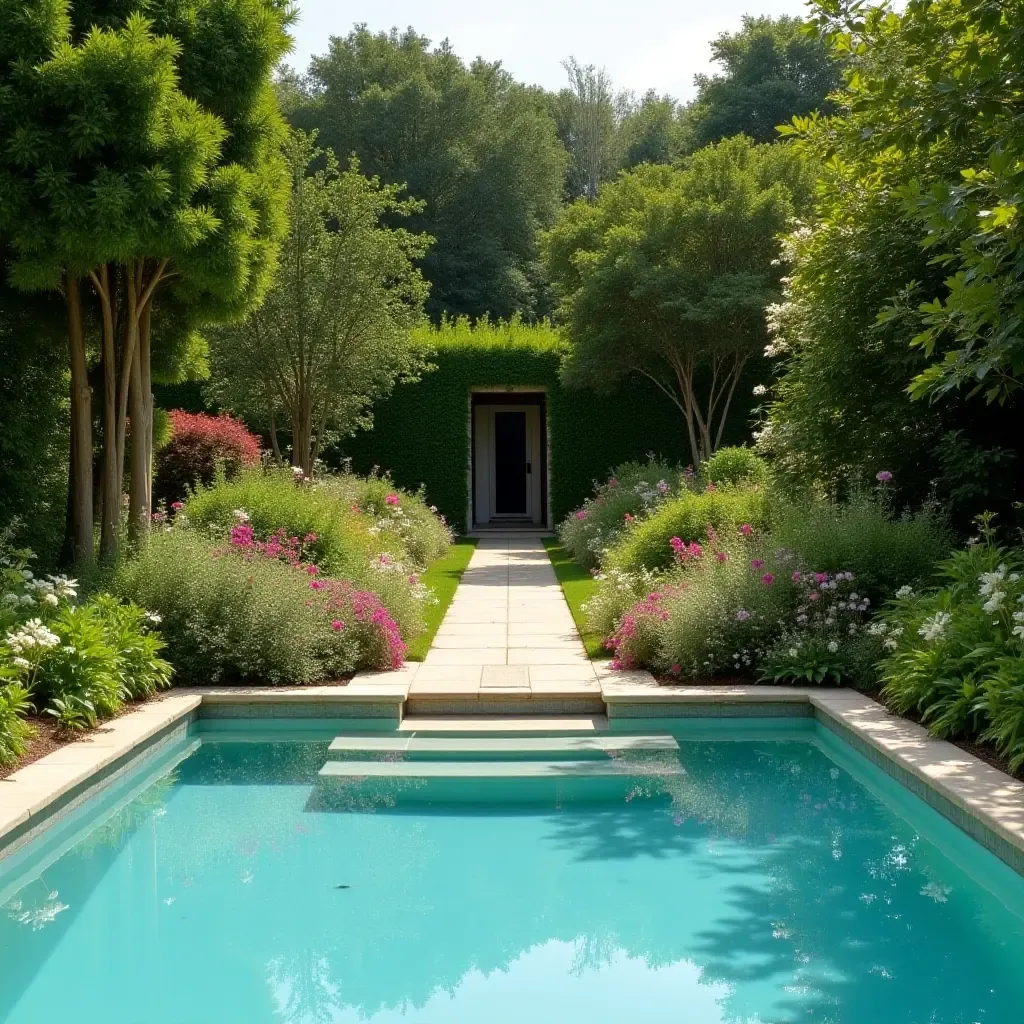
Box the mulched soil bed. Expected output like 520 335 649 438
2 716 74 780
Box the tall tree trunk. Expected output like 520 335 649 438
127 339 149 545
140 302 154 510
94 264 120 561
65 275 94 565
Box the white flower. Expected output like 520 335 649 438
12 657 29 669
41 593 59 607
978 565 1007 597
146 612 162 625
788 648 799 658
1010 573 1020 583
982 591 1005 614
752 384 767 396
2 593 19 606
827 640 839 654
896 586 914 599
232 509 250 523
6 618 60 653
20 569 33 581
1013 625 1024 641
918 612 951 643
867 621 888 636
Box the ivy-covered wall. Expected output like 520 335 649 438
337 321 756 532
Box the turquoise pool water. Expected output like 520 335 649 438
2 720 1024 1023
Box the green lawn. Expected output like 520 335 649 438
406 537 479 661
542 537 609 659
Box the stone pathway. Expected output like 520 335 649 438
409 534 600 700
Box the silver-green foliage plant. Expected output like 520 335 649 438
879 518 1024 768
557 458 695 570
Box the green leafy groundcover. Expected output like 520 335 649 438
542 538 606 660
338 319 759 532
406 538 478 661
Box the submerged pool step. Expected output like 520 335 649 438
313 755 685 806
325 734 679 761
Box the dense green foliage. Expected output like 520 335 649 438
879 524 1024 769
284 27 567 321
339 320 757 532
0 287 69 565
682 15 844 150
763 0 1024 526
544 137 811 468
0 532 172 739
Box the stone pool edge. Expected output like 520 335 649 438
2 682 1024 877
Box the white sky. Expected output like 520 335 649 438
287 0 812 102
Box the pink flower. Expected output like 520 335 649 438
670 536 684 552
304 533 317 543
171 501 185 511
876 470 893 483
624 512 634 523
306 565 320 576
751 559 765 570
670 664 681 675
330 620 344 632
716 551 728 563
792 571 802 582
576 509 587 520
809 591 820 601
608 478 618 487
385 494 400 506
761 573 775 586
815 572 828 584
739 524 753 537
705 482 717 492
310 580 327 591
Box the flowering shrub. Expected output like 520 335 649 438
113 522 411 684
879 521 1024 768
606 485 769 574
153 411 262 506
1 529 171 734
558 458 693 570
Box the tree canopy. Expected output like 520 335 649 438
681 15 844 150
543 136 808 468
283 26 566 322
210 131 431 475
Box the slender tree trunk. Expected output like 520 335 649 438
65 275 94 565
94 264 120 561
127 339 149 546
140 302 154 509
268 403 283 466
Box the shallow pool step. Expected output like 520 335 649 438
325 734 679 760
397 714 609 735
313 756 684 806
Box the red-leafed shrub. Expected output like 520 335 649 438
154 411 262 505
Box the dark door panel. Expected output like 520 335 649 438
494 411 527 514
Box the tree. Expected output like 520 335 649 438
210 132 431 475
286 26 566 321
0 0 291 560
559 58 616 201
543 136 803 469
615 91 681 171
809 0 1024 403
680 15 844 151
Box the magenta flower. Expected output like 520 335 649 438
751 558 765 570
792 571 801 582
761 573 775 586
576 509 587 520
876 470 893 483
330 620 344 632
624 512 634 523
716 551 729 563
739 524 753 537
670 536 684 552
304 533 317 543
306 565 320 576
608 478 618 487
310 580 327 590
385 494 400 506
670 664 681 675
171 501 185 511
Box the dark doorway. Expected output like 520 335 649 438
494 411 527 514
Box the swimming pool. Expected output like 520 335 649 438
2 718 1023 1023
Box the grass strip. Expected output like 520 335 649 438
542 537 608 660
406 537 479 661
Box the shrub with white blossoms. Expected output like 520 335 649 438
879 516 1024 769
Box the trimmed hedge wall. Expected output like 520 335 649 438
336 321 757 532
